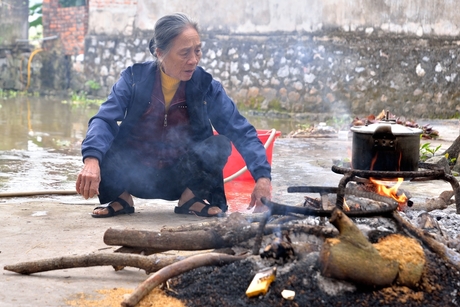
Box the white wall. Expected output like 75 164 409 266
89 0 460 37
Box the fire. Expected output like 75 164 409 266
369 177 408 210
343 199 350 211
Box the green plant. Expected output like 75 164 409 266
267 99 282 111
419 142 442 161
443 152 457 166
29 2 42 28
63 91 104 109
29 1 43 42
86 80 101 91
0 90 34 98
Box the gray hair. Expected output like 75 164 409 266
149 13 199 59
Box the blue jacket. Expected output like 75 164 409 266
82 61 271 181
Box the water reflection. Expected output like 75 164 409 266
0 97 95 192
0 97 93 151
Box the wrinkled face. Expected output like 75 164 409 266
157 27 202 81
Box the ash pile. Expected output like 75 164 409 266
163 200 460 307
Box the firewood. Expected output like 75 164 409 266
410 190 455 212
319 208 400 287
114 246 169 256
160 221 220 232
121 252 247 307
104 224 260 251
3 253 183 275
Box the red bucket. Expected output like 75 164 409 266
222 129 281 181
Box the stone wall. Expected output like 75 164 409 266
83 29 460 119
0 39 75 94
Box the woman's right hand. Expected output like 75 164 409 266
76 157 101 199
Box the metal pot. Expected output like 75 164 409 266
350 119 423 172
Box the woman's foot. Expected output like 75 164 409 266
92 193 134 217
176 188 223 216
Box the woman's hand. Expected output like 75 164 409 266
248 177 271 213
76 157 101 199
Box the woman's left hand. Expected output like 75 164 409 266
248 177 271 213
76 157 101 199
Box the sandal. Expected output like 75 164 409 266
174 196 225 217
91 197 134 218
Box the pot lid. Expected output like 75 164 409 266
351 122 423 135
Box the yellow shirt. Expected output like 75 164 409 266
160 69 180 110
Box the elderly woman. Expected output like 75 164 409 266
76 13 272 218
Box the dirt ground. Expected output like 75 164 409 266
1 119 459 307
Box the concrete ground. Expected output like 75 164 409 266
1 119 459 306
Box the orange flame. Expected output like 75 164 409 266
368 149 407 210
343 199 350 211
369 177 407 210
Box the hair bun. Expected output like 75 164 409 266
148 37 155 56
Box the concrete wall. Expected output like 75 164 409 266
90 0 460 37
0 0 29 45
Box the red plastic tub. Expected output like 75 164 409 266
222 129 281 181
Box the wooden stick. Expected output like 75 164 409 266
3 253 183 275
0 190 77 197
121 252 247 307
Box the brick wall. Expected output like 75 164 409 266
42 0 88 55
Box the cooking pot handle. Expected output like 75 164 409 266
372 125 395 150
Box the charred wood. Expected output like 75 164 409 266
262 197 398 218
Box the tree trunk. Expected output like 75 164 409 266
442 134 460 159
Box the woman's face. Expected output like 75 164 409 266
158 27 202 81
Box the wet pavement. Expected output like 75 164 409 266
1 97 460 306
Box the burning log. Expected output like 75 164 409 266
105 212 333 254
319 208 425 288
